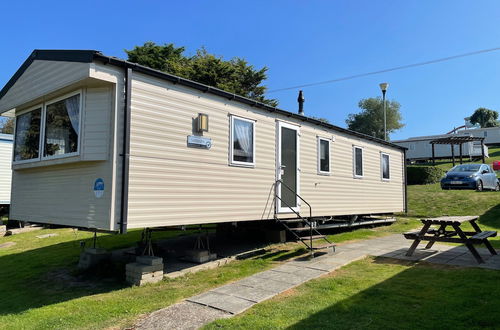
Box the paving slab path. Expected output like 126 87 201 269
133 234 500 329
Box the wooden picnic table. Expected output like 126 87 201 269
403 216 497 264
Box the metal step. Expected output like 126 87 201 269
291 226 315 232
316 217 396 230
278 218 306 223
299 235 326 241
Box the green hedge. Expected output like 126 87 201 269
407 165 445 185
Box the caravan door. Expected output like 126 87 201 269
276 121 300 213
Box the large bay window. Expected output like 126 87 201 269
13 91 81 164
14 107 41 162
230 115 255 166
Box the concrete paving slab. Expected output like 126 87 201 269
253 270 306 285
293 266 327 280
187 291 255 314
305 260 346 272
237 276 293 293
271 264 306 274
212 284 276 303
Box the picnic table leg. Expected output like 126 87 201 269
425 224 446 249
406 222 431 256
452 223 484 264
469 220 497 256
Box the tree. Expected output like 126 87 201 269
346 97 404 140
0 117 14 134
309 116 330 124
126 42 278 107
469 108 499 128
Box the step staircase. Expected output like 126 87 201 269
273 179 335 256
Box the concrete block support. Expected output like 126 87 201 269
126 256 164 286
78 248 111 269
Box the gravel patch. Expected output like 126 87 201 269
133 301 231 330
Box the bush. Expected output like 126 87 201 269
407 165 445 185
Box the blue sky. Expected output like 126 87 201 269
1 0 500 140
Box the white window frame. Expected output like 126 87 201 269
12 104 43 165
229 115 256 167
41 90 83 161
317 137 331 175
12 90 83 165
380 152 391 181
353 146 364 178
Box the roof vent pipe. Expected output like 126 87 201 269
298 90 305 115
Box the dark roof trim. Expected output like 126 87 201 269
0 133 13 142
0 50 97 100
0 49 405 151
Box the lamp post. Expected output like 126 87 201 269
379 82 389 141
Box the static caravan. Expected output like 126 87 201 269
0 50 406 237
393 133 488 161
0 133 12 206
456 127 500 146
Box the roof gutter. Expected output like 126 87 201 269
119 67 132 234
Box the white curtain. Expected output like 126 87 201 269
235 120 252 155
65 95 80 135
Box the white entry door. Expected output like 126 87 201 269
276 121 300 213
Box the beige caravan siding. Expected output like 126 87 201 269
10 87 116 230
0 138 12 204
127 72 405 229
300 127 404 215
81 87 112 160
0 60 90 112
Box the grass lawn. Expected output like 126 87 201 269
205 257 500 329
0 163 498 328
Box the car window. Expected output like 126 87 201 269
450 164 481 172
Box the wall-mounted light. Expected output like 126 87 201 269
197 113 209 133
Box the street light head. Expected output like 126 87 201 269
379 82 389 92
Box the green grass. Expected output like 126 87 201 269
205 257 500 329
1 154 500 329
0 228 309 329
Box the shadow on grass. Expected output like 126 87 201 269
0 239 127 315
287 257 500 329
0 229 197 316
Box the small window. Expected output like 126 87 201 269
409 143 415 151
230 116 255 166
484 131 488 137
14 108 42 162
381 153 390 180
317 137 330 174
353 146 363 177
43 93 81 158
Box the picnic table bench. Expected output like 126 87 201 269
403 216 497 264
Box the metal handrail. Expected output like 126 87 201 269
274 179 333 253
276 179 312 219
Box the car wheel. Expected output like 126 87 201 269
495 182 500 192
476 180 483 192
